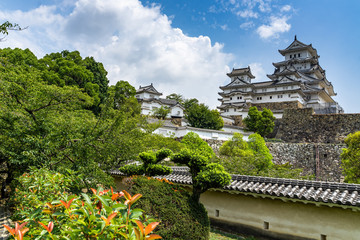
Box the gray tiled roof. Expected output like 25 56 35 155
111 167 360 207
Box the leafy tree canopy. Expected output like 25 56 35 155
243 106 275 137
341 131 360 184
0 21 25 40
217 133 308 179
166 93 184 105
0 48 154 197
185 102 224 130
152 106 171 120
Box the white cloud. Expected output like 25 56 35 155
249 62 267 82
280 5 291 12
220 24 229 30
236 9 258 18
240 21 254 29
256 16 291 39
0 0 232 109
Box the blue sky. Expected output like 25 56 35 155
1 0 359 113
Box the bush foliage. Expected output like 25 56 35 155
217 133 308 179
171 132 231 202
341 131 360 183
8 168 161 240
243 107 275 137
120 148 173 177
127 176 210 240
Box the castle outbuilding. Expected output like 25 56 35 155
135 83 184 118
218 36 343 119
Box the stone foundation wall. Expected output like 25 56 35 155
266 142 344 182
276 108 360 143
251 101 303 111
206 138 344 182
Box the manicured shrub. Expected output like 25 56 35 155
120 148 173 177
127 176 210 240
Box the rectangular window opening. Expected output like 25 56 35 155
263 221 269 230
215 210 220 217
321 234 327 240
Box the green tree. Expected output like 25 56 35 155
0 48 152 197
243 106 275 137
38 50 109 114
0 21 25 40
217 133 307 179
185 102 224 130
183 98 199 110
219 133 272 173
152 106 171 120
341 131 360 184
120 148 173 176
171 132 231 202
110 80 136 107
166 93 184 105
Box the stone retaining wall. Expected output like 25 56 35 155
276 108 360 143
206 139 345 182
266 142 344 182
251 101 303 111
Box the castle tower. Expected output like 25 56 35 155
217 36 343 119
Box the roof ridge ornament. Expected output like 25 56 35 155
294 35 297 41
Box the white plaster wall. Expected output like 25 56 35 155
200 190 360 240
169 106 183 118
153 127 250 141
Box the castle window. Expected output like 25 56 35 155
283 86 288 90
257 97 262 100
215 210 220 217
298 53 301 57
321 235 327 240
237 96 240 100
278 95 283 98
288 94 291 97
230 97 232 100
263 221 269 230
270 96 272 99
290 54 292 58
262 89 267 92
275 87 277 90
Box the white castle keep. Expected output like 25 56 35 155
218 36 343 119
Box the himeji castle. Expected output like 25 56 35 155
218 36 343 119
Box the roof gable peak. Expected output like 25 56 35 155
137 83 162 95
